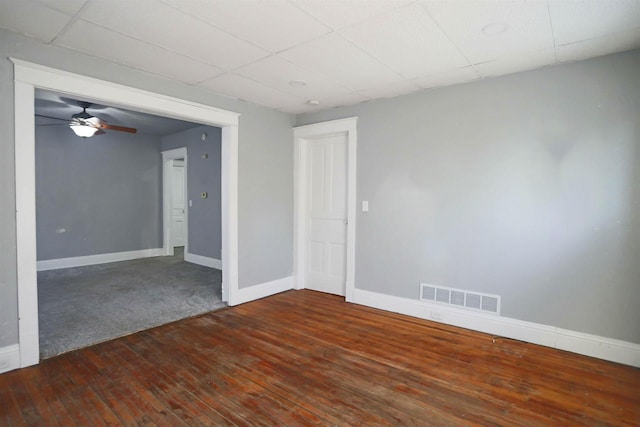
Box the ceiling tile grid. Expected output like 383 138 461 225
77 0 270 71
548 0 640 45
339 2 470 79
557 26 640 63
0 0 75 43
55 20 225 84
35 0 86 16
357 79 423 100
294 0 411 31
423 0 555 64
233 54 352 99
1 0 639 114
309 91 372 112
280 32 405 91
199 72 306 110
415 66 481 90
474 47 557 78
164 0 332 52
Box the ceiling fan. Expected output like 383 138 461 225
36 101 137 138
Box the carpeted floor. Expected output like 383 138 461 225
37 248 225 358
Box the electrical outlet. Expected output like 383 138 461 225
430 311 443 321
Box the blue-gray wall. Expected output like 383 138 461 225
297 49 640 344
162 125 222 260
36 125 163 260
0 29 294 348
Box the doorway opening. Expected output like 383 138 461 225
14 59 239 368
163 148 188 257
34 90 226 358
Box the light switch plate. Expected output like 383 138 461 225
362 201 369 212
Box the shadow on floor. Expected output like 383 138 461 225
38 248 225 358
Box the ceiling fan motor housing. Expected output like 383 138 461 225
72 101 94 120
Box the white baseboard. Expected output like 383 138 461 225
0 344 21 374
353 288 640 368
230 276 294 306
184 252 222 270
37 248 165 271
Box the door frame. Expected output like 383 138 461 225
162 148 188 257
13 59 239 368
293 117 358 301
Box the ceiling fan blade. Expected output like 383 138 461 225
96 123 137 134
35 114 68 121
94 129 106 136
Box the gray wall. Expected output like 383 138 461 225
297 50 640 344
36 125 163 259
0 29 294 348
162 126 222 260
238 106 295 287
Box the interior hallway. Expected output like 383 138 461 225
37 248 225 358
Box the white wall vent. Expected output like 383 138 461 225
420 283 501 315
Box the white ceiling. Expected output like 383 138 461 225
3 0 640 114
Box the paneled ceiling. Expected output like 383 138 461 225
3 0 640 114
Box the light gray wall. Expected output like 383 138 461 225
297 50 640 344
238 106 294 288
0 29 294 348
35 125 163 260
162 126 222 260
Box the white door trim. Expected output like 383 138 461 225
293 117 358 302
12 58 239 368
162 148 188 257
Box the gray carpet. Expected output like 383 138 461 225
38 248 225 358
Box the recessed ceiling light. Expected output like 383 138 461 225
482 22 509 36
289 80 307 88
307 99 320 106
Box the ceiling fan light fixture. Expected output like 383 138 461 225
70 124 98 138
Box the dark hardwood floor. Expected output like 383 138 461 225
1 289 638 426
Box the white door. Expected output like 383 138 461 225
306 134 348 296
171 160 186 248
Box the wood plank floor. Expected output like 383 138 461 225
1 290 638 426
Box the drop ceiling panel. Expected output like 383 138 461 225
549 0 640 45
557 27 640 63
55 20 224 84
79 0 268 70
165 0 331 52
320 91 371 110
358 80 422 100
3 0 639 114
0 0 73 43
199 73 305 111
295 0 410 30
234 55 349 99
425 0 554 64
341 3 469 78
281 33 403 91
35 0 87 15
415 66 480 90
474 48 556 78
